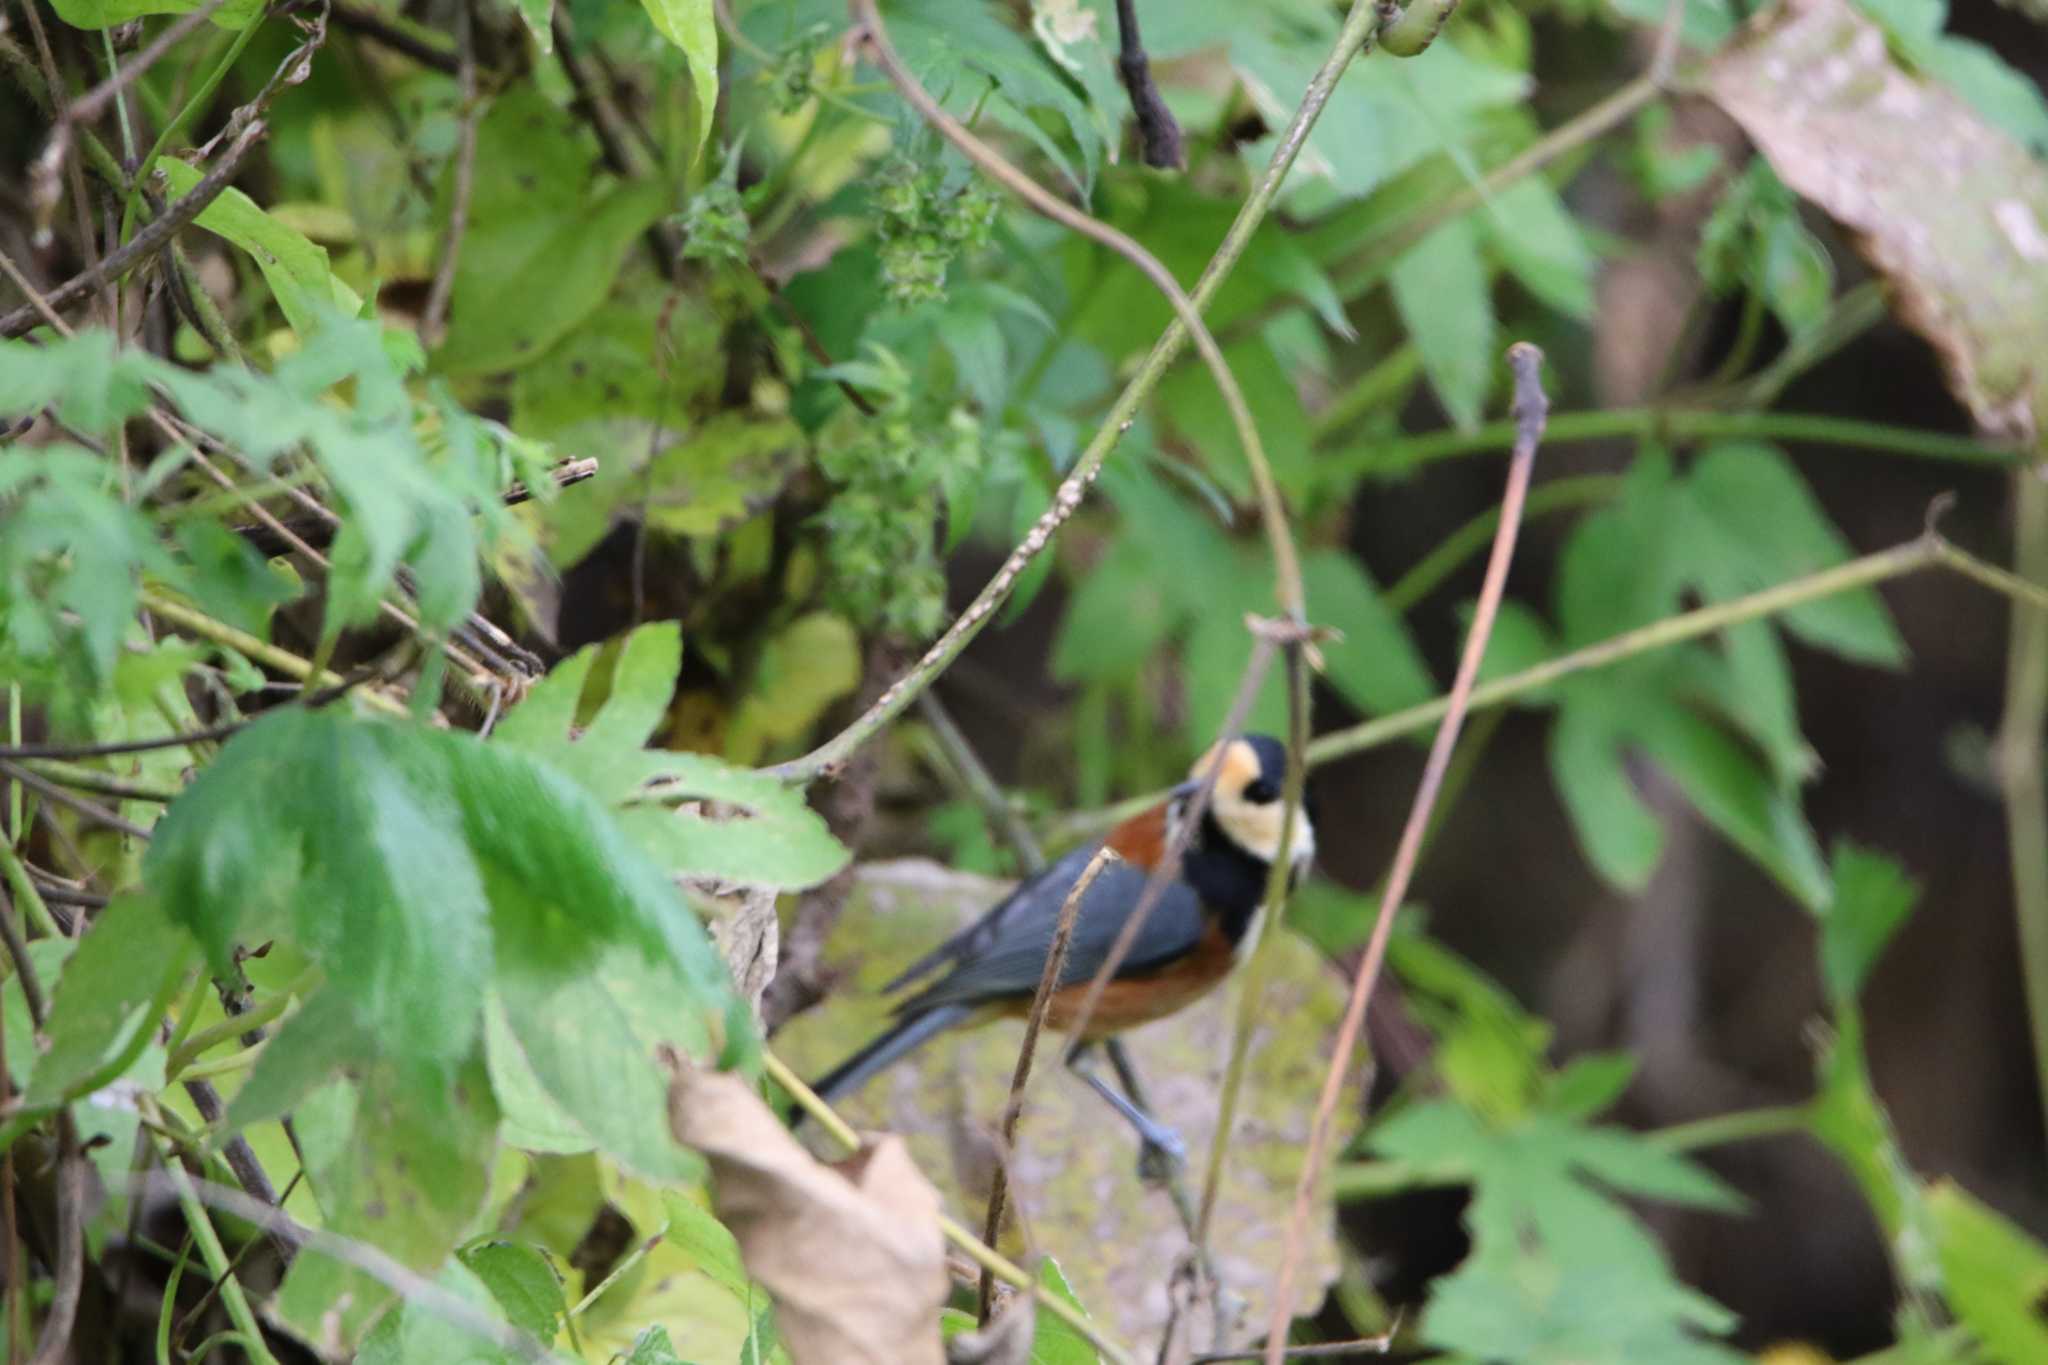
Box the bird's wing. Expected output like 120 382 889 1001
880 842 1106 994
898 851 1207 1011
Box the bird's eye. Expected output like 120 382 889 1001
1243 778 1279 804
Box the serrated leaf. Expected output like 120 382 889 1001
1544 1052 1638 1121
356 1257 518 1365
1389 215 1495 430
498 623 850 889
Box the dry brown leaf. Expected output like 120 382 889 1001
665 1057 950 1365
1703 0 2048 440
771 859 1360 1357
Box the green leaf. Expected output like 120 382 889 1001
1557 450 1685 646
726 613 862 764
1927 1181 2048 1365
458 1241 566 1346
1818 843 1920 1005
1389 215 1495 430
356 1257 517 1365
1479 177 1597 321
435 89 669 376
1548 693 1664 892
1051 539 1177 686
49 0 261 30
25 895 193 1105
1543 1052 1638 1121
276 1055 502 1346
1680 443 1906 667
639 0 719 160
624 1325 693 1364
158 160 361 333
1030 1255 1101 1364
2 940 74 1093
170 519 301 637
513 0 554 51
149 708 746 1095
1304 550 1437 715
497 623 850 889
643 414 806 539
1470 599 1559 697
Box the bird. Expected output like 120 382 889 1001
806 733 1317 1173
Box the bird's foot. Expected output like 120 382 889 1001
1136 1127 1187 1185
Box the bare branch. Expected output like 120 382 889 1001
1114 0 1183 168
421 0 479 346
1262 345 1549 1362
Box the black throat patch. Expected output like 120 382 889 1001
1183 811 1272 943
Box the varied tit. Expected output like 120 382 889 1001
808 734 1317 1175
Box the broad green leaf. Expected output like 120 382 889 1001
1927 1181 2048 1365
1818 843 1920 1004
459 1241 566 1346
497 623 850 889
514 0 555 51
625 1325 693 1364
1304 550 1437 716
1389 215 1494 430
1389 931 1549 1121
1556 450 1685 646
158 160 362 334
491 946 708 1182
642 414 806 539
725 613 862 764
2 940 74 1092
276 1055 502 1346
1543 1052 1638 1121
1478 176 1597 321
148 708 746 1089
435 89 669 376
1050 539 1176 686
26 894 193 1105
511 292 725 442
49 0 261 30
484 995 596 1155
170 519 302 637
356 1257 517 1365
639 0 719 159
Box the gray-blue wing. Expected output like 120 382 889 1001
894 845 1206 1012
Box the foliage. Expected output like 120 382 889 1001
0 0 2044 1359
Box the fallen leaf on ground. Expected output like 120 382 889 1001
665 1053 949 1365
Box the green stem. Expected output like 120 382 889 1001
123 19 263 238
0 841 62 939
167 989 297 1080
1338 408 2012 478
1310 537 1942 766
1307 344 1420 445
1999 470 2048 1149
149 1129 282 1365
1645 1103 1812 1153
139 588 409 717
769 0 1386 784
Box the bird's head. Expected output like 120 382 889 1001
1174 734 1316 873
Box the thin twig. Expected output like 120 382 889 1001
552 9 685 276
19 757 179 803
768 0 1382 787
0 722 248 762
918 691 1045 873
25 1116 84 1365
421 0 478 345
850 0 1301 622
2000 470 2048 1148
0 121 269 340
36 0 230 189
1114 0 1183 169
1192 1338 1392 1363
977 846 1119 1322
763 1050 1138 1365
330 1 460 74
1263 344 1549 1362
0 761 153 841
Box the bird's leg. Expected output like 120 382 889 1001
1067 1041 1186 1180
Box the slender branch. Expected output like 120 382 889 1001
849 0 1301 618
36 0 229 187
0 722 248 762
25 1117 83 1365
19 758 180 803
139 589 410 717
977 846 1118 1321
1645 1103 1812 1153
1335 407 2012 477
1999 470 2048 1149
762 1050 1138 1365
917 691 1045 873
0 121 269 340
330 1 460 74
769 0 1384 785
1113 0 1183 168
1264 345 1550 1361
420 0 478 346
1193 1340 1392 1363
0 761 153 841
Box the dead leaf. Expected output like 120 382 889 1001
771 859 1361 1357
696 882 781 1023
664 1056 950 1365
1703 0 2048 440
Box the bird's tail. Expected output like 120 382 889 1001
803 1004 972 1116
